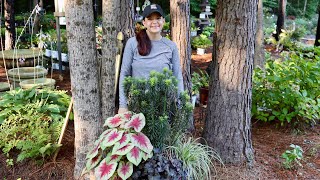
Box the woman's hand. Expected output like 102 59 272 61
118 107 128 114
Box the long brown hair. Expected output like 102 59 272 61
136 28 151 56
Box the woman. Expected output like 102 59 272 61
118 4 184 114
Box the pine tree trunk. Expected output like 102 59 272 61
170 0 193 130
100 0 135 119
4 0 15 50
65 0 103 178
254 0 265 69
203 0 255 165
315 5 320 46
275 0 287 41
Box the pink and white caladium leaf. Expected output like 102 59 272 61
122 111 133 122
99 129 113 140
126 146 143 166
94 159 118 180
86 137 105 159
130 132 153 154
104 114 124 128
113 133 131 150
123 113 146 132
105 152 122 163
117 161 133 180
110 174 122 180
142 151 153 161
86 150 103 171
112 143 134 156
101 129 124 150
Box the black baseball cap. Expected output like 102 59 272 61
142 4 164 18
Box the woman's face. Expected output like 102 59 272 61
143 12 165 34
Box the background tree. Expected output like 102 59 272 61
65 0 103 178
4 0 15 50
100 0 135 119
254 0 265 69
275 0 287 41
33 0 43 34
315 3 320 46
203 0 256 165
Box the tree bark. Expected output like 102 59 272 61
65 0 103 178
33 0 43 35
315 4 320 46
254 0 265 69
100 0 135 119
4 0 15 50
275 0 287 41
170 0 193 130
303 0 308 16
203 0 255 165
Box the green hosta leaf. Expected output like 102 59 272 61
117 161 133 180
112 143 134 156
126 146 142 166
86 150 103 171
101 129 124 150
104 114 125 128
130 132 153 154
94 160 117 180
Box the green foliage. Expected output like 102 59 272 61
191 34 213 49
40 13 56 32
252 48 320 126
192 69 209 95
202 25 215 37
282 144 303 169
123 68 193 149
165 134 223 180
0 88 71 163
162 22 170 31
190 0 217 16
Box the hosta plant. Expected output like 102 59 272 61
83 112 153 180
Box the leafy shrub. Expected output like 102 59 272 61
202 25 215 37
191 69 209 95
165 134 223 180
191 34 213 49
252 50 320 126
0 88 71 163
123 68 193 148
282 144 303 169
84 112 153 179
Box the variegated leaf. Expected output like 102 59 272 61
142 151 153 161
86 150 103 171
105 152 122 163
117 161 133 180
112 143 134 156
113 133 131 150
94 159 118 180
123 113 145 132
130 132 153 154
104 114 124 128
101 129 124 149
126 146 143 166
86 137 104 159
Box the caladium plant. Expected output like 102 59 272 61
84 112 153 180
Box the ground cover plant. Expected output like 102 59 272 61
252 46 320 126
0 88 71 164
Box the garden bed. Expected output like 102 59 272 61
0 52 319 179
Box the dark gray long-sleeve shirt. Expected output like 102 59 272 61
119 36 184 108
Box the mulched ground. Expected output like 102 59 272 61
0 52 319 179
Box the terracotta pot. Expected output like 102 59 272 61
199 87 209 105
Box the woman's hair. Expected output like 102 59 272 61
136 28 151 56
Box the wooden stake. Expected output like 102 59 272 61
53 98 73 161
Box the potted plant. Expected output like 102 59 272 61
191 69 210 105
190 22 199 37
191 34 213 55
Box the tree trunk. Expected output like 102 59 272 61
315 4 320 46
100 0 135 119
65 0 103 178
275 0 287 41
203 0 255 165
303 0 308 16
4 0 15 50
254 0 265 69
33 0 43 35
170 0 193 130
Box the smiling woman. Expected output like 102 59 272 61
118 4 184 114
